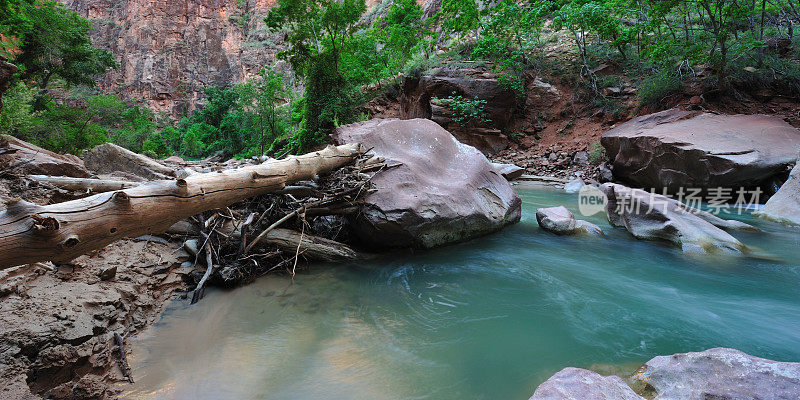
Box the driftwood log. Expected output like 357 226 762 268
258 228 360 262
27 175 138 192
0 144 364 269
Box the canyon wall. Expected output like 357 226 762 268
60 0 437 117
59 0 285 117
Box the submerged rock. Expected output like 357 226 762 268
333 118 521 249
530 367 644 400
601 183 754 254
755 156 800 226
536 206 603 236
601 108 800 191
630 348 800 400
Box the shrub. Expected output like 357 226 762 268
433 94 490 127
638 71 682 106
589 141 605 164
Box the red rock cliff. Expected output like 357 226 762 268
59 0 284 116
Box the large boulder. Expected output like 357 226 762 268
755 155 800 226
530 367 644 400
536 206 603 236
0 135 90 178
630 348 800 400
601 183 754 254
601 109 800 191
84 143 175 180
333 118 521 249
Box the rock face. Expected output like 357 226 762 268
601 109 800 191
0 135 91 178
630 348 800 400
601 183 754 254
58 0 285 117
536 206 603 236
333 118 521 249
530 368 644 400
400 67 523 155
755 156 800 226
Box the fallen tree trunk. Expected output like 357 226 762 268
0 144 364 269
27 175 138 192
257 228 360 262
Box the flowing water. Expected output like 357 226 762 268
120 185 800 400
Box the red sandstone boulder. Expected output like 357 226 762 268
601 109 800 191
400 68 522 155
333 118 521 249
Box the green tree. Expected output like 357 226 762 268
12 1 117 108
238 68 289 155
438 0 480 37
0 82 38 136
382 0 427 63
265 0 366 152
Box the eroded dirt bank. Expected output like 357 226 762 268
0 238 191 399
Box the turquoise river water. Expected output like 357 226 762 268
119 185 800 400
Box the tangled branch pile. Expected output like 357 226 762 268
174 152 390 302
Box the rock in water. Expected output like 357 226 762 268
755 156 800 226
601 183 752 254
530 367 644 400
564 178 585 193
536 206 603 236
333 118 521 249
630 348 800 400
0 135 90 178
491 162 525 181
601 109 800 191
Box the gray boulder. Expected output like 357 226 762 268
530 367 644 400
601 109 800 191
564 178 585 193
0 135 90 178
536 206 603 236
601 183 754 254
333 118 521 249
755 156 800 226
84 143 175 180
630 348 800 400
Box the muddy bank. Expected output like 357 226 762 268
0 239 190 399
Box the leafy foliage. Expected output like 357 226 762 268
8 1 117 108
433 94 490 127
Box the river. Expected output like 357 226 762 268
119 185 800 400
